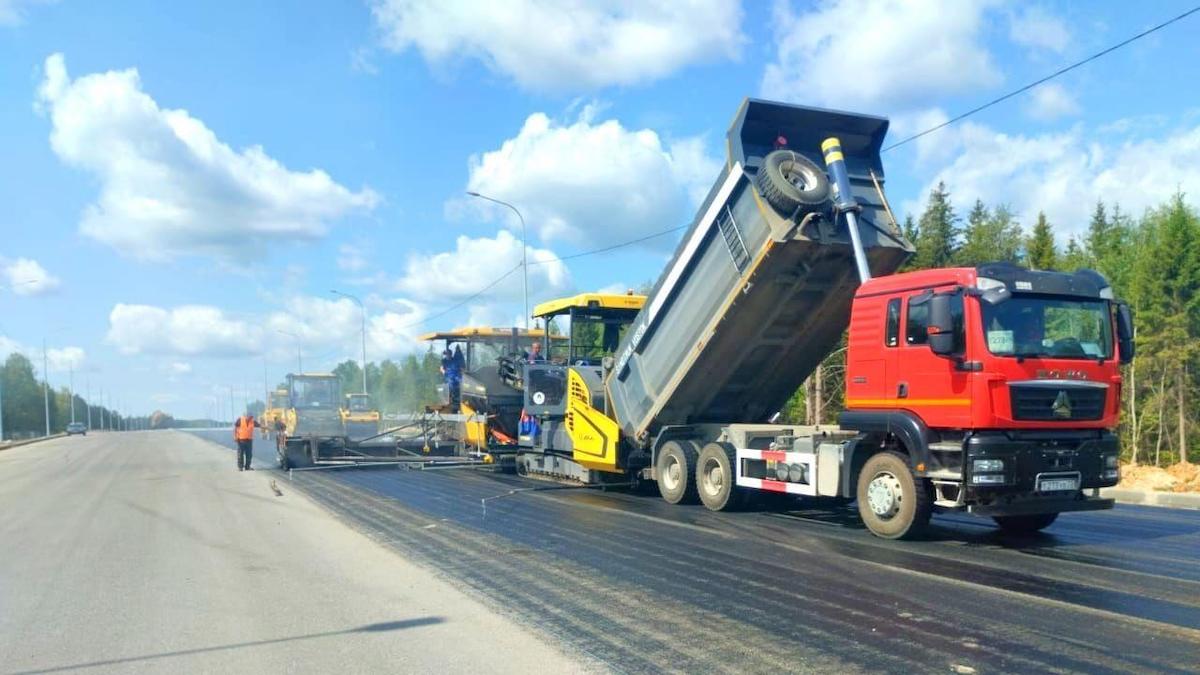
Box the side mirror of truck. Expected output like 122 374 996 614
928 293 956 358
1116 302 1135 365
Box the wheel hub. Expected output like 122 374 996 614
702 458 724 496
866 472 903 519
782 162 818 191
662 456 681 491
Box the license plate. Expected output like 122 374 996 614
1038 477 1079 492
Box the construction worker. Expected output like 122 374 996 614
274 416 287 452
233 412 261 471
441 348 462 412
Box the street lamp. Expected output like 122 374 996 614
276 330 303 372
467 191 529 327
331 290 367 393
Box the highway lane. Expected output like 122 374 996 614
0 431 585 674
186 427 1200 674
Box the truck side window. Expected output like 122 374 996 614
906 298 929 345
906 293 965 351
885 298 901 347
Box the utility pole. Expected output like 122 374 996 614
42 338 50 436
331 290 368 393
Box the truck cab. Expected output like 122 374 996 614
841 262 1132 530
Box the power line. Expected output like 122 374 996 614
883 4 1200 152
529 224 688 265
398 262 523 330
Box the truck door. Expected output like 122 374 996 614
899 291 971 427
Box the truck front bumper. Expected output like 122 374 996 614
967 493 1114 517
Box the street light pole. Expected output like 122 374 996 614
331 290 367 393
276 330 302 372
467 191 529 327
42 338 50 436
69 364 75 424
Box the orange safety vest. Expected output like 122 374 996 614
235 415 256 441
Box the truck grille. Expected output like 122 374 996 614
1010 384 1105 421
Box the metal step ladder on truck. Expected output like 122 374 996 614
513 98 1135 539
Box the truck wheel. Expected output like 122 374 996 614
756 150 831 217
856 451 931 539
696 442 743 511
993 513 1058 534
657 440 700 505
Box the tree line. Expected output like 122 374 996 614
328 348 446 417
1 352 128 439
785 183 1199 468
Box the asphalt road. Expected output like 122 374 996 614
183 426 1200 674
0 431 584 674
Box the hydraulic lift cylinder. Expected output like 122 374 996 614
822 137 871 283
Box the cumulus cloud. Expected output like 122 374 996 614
762 0 1001 112
2 257 60 295
36 53 378 261
1008 5 1070 54
337 243 369 272
107 304 261 357
1025 83 1081 121
395 230 570 303
463 107 718 248
0 336 84 372
108 296 430 364
912 118 1200 241
370 0 742 91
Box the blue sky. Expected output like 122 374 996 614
1 0 1198 419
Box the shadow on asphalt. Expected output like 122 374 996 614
12 617 446 675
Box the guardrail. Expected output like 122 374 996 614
0 433 68 453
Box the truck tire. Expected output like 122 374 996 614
756 150 831 217
696 442 743 511
993 512 1058 534
856 451 931 539
657 440 700 505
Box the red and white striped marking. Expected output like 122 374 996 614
735 448 818 496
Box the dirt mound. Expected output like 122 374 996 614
1119 462 1200 493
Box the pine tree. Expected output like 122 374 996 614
956 200 1024 266
1026 211 1058 270
911 182 959 270
1062 236 1089 271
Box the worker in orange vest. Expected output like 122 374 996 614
233 413 262 471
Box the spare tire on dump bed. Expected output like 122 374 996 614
755 150 831 217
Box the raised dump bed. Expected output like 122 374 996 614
607 99 914 444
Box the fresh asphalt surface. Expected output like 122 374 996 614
187 428 1200 674
0 431 583 674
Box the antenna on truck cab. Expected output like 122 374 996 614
822 137 871 283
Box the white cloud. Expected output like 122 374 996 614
371 0 743 91
107 304 261 357
463 107 718 248
46 346 84 372
913 119 1200 242
395 230 570 305
0 336 84 372
1008 5 1070 54
36 53 378 261
107 296 431 364
0 0 53 26
1025 83 1081 121
2 257 60 295
337 243 369 272
762 0 1001 112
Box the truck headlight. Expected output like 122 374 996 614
973 458 1005 473
1104 468 1120 480
972 474 1007 485
1104 455 1119 469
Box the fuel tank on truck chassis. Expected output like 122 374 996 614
608 99 914 444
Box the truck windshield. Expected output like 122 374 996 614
348 396 371 412
980 296 1113 360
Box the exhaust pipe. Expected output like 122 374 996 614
822 137 871 283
